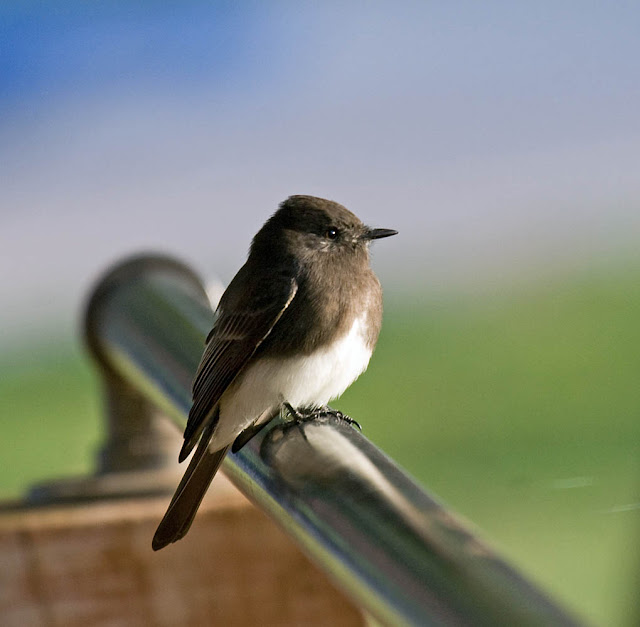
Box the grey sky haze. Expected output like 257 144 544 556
1 3 639 347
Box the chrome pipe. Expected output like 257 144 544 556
84 254 581 627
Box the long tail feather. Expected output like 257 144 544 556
152 422 230 551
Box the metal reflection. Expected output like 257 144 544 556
82 253 582 627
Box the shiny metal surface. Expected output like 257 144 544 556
85 254 582 627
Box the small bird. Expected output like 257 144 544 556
152 195 397 550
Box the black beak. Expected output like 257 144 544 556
365 227 398 240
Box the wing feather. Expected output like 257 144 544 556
179 273 298 460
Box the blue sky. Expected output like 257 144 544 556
1 3 640 345
0 4 277 107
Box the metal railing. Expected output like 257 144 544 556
82 254 582 627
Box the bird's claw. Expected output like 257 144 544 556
283 403 362 430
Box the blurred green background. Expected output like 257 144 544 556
2 261 639 626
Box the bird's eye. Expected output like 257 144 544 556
326 227 339 240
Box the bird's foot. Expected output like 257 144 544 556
283 403 361 430
283 402 307 421
316 407 362 430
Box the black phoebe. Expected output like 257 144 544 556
152 195 397 550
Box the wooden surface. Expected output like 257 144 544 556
0 476 363 626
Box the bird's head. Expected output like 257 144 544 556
254 195 397 263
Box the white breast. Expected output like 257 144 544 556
210 315 373 450
274 314 373 407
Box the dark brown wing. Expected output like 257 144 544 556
179 268 298 461
152 270 298 550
